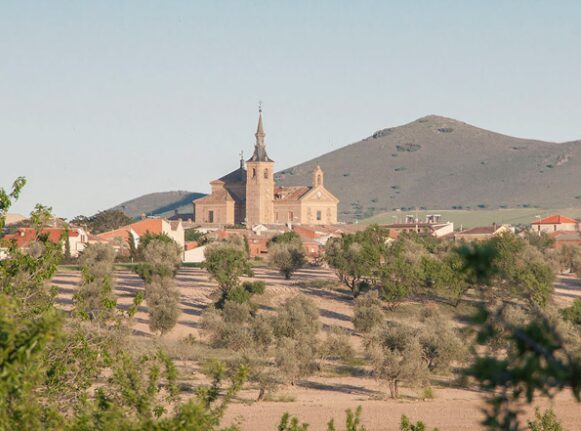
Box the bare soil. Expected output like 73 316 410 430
51 267 581 431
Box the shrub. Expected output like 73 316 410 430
400 415 440 431
527 408 566 431
74 243 117 322
145 276 181 336
201 301 273 352
278 413 309 431
135 234 182 282
217 280 266 309
562 298 581 326
353 291 384 333
319 326 354 363
273 295 320 340
421 386 435 400
275 335 318 385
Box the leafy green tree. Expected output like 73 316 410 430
459 233 555 308
202 242 254 304
184 228 207 244
0 177 26 230
268 231 303 247
458 242 581 431
71 209 133 235
268 241 305 279
0 295 62 430
421 252 469 306
325 225 389 295
378 237 427 307
217 280 265 309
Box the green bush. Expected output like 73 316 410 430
353 291 384 333
527 408 566 431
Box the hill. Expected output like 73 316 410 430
275 115 581 221
110 191 205 218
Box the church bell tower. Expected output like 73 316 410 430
245 107 274 226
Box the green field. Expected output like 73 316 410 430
363 208 581 229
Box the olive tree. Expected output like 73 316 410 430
202 242 254 305
74 243 117 323
268 242 305 279
353 290 384 333
272 295 320 384
135 233 182 282
145 275 181 336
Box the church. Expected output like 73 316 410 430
193 109 339 227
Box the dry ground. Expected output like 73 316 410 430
51 266 581 431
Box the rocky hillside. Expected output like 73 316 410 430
275 115 581 221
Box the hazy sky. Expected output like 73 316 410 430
2 1 580 218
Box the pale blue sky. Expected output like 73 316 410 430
2 1 580 218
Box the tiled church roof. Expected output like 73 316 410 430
274 186 311 201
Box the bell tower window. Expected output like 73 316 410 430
264 169 269 179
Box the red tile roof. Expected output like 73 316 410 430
531 215 579 225
274 186 311 201
184 241 199 250
96 219 166 241
457 226 497 235
3 227 79 248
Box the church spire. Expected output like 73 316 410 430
248 103 273 162
255 104 265 146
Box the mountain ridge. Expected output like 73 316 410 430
110 115 581 222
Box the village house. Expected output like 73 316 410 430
193 109 339 227
2 227 89 257
183 241 207 263
530 214 580 234
97 218 185 255
454 223 513 241
380 214 454 238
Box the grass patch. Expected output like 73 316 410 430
363 208 581 229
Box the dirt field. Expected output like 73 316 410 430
51 266 581 431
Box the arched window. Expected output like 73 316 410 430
264 169 269 179
252 168 256 178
